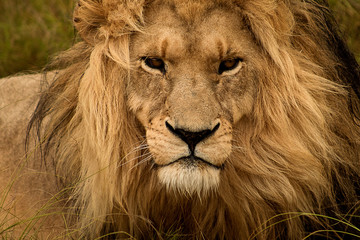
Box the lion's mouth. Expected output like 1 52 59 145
155 155 224 170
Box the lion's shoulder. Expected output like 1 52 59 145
0 73 42 119
0 73 42 152
0 73 42 194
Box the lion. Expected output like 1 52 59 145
1 0 360 239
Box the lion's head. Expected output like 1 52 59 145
128 5 260 195
28 0 360 239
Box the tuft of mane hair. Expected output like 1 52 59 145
21 0 360 239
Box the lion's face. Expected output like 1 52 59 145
128 5 261 195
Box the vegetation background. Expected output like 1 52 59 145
0 0 359 78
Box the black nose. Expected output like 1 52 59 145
165 121 220 153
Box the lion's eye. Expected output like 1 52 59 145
218 58 242 75
143 57 165 73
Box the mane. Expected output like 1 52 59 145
27 0 360 239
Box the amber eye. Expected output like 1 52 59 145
218 58 242 74
144 57 165 72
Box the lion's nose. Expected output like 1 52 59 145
165 121 220 153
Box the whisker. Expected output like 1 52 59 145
231 145 246 152
126 155 153 174
117 140 148 160
116 150 151 169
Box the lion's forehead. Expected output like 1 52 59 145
130 5 257 62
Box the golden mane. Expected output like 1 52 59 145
22 0 360 239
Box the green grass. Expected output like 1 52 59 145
0 0 75 78
0 0 359 78
329 0 360 62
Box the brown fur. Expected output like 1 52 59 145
1 0 360 239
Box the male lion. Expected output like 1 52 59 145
1 0 360 239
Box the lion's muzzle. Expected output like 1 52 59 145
165 121 221 163
146 116 232 195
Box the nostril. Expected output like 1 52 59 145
165 121 220 153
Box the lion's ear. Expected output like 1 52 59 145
73 0 107 45
73 0 145 46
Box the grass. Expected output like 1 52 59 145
329 0 360 62
0 0 75 78
0 0 359 78
249 211 360 239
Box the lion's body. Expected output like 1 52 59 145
1 0 360 239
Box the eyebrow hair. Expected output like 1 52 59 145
216 40 224 60
160 38 169 59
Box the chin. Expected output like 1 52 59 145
157 159 221 196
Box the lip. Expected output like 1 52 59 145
155 156 224 170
